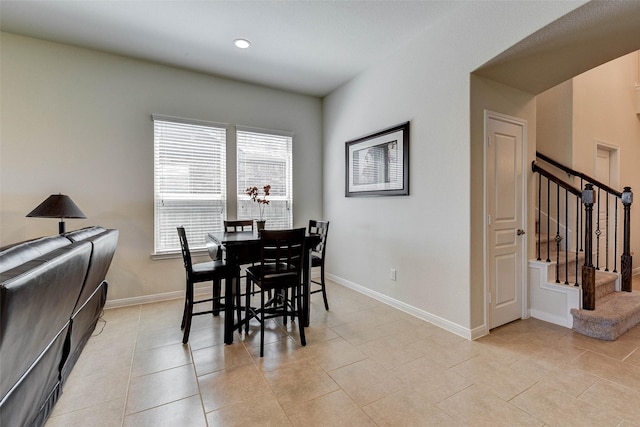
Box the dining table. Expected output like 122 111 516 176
205 230 321 344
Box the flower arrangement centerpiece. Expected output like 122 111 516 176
246 184 271 230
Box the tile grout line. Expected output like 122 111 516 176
120 304 142 427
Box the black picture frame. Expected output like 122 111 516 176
345 121 409 197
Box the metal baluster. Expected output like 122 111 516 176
547 178 551 263
614 199 618 273
595 187 601 270
580 178 584 252
575 196 580 286
605 192 610 271
555 182 562 283
537 173 542 261
565 188 569 284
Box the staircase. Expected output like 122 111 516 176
530 153 635 340
534 234 640 340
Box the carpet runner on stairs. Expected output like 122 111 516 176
571 291 640 340
537 233 640 340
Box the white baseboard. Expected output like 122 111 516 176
106 273 481 341
104 285 211 309
326 273 477 340
529 308 572 328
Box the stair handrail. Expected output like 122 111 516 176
537 151 622 198
533 152 633 308
531 161 582 197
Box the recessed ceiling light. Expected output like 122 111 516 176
234 39 251 49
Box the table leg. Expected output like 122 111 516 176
224 273 235 344
302 247 312 327
223 246 240 345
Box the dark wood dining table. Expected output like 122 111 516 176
205 230 321 344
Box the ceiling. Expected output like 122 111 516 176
0 0 461 97
475 0 640 95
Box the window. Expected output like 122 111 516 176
153 115 226 254
236 127 293 229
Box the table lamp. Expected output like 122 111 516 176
26 194 87 234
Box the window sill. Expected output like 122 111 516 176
150 248 210 261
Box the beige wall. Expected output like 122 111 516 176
572 51 640 266
537 80 574 166
323 1 582 337
470 76 538 329
536 51 640 271
0 33 323 302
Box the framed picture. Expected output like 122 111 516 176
345 121 409 197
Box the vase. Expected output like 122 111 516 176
256 220 266 232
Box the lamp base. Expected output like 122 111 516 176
59 220 66 234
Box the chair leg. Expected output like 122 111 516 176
321 266 329 310
245 277 251 334
182 281 194 344
282 288 288 325
290 286 296 322
181 288 189 330
212 279 221 316
235 274 242 329
297 284 306 346
260 287 265 357
182 306 193 344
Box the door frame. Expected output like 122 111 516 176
594 140 620 273
594 140 620 190
483 110 528 332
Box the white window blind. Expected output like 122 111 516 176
153 116 226 254
236 127 293 229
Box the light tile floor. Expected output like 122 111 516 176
46 276 640 426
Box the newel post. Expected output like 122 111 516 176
582 184 596 310
621 187 633 292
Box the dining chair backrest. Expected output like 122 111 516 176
308 220 329 260
223 220 257 265
224 220 254 233
257 228 306 284
177 226 193 274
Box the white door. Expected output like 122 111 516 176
486 113 526 329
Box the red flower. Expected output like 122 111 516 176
246 184 271 220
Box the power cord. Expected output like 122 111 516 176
91 309 107 336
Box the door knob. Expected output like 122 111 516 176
517 229 526 236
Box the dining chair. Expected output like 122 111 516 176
177 226 238 344
223 219 258 311
245 228 307 357
308 220 330 310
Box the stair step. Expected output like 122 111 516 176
545 252 584 281
595 271 618 300
537 247 585 264
571 291 640 340
540 251 619 298
551 269 617 297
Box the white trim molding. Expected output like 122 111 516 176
104 284 211 309
326 273 480 340
104 272 491 341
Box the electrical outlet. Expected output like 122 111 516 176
390 268 397 281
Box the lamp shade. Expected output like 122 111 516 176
27 194 87 234
26 194 87 219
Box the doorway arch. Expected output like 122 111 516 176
469 1 640 337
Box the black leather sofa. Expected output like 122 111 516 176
0 226 118 427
